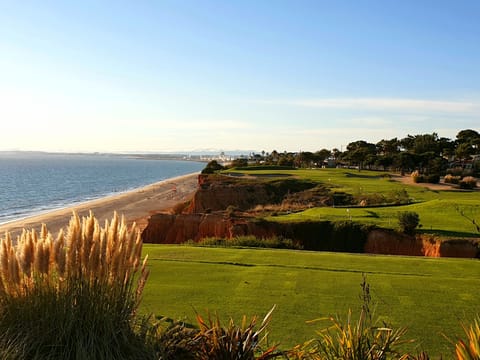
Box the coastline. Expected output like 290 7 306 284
0 172 200 238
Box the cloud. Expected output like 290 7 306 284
262 97 480 114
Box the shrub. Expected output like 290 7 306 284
225 205 238 218
0 212 151 359
392 189 411 205
425 174 440 184
444 174 461 184
398 211 420 235
459 176 477 189
354 189 411 206
331 191 354 206
201 160 224 174
199 237 228 246
148 320 198 360
289 276 413 359
193 307 280 359
454 316 480 360
448 167 464 177
411 171 425 183
229 158 249 168
198 236 301 250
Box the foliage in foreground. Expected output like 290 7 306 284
149 307 281 360
454 316 480 360
288 276 413 359
0 213 479 359
193 306 280 359
0 212 150 359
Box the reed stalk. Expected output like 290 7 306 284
0 211 151 359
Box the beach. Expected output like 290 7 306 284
0 172 200 238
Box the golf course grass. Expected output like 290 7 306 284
225 168 480 238
141 245 480 357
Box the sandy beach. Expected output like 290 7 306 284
0 172 200 238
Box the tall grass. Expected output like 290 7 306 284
287 276 413 359
0 211 150 359
454 316 480 360
193 306 280 359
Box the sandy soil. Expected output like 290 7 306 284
0 172 200 238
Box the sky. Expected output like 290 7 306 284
0 0 479 153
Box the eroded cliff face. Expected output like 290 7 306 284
364 229 423 256
420 236 479 258
187 184 274 213
364 230 479 258
142 213 283 244
142 175 479 258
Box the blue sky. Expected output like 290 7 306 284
0 0 479 153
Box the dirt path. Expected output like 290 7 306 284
390 174 480 192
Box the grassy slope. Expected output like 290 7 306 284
225 168 480 237
141 245 480 357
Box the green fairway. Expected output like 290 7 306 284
225 168 480 237
141 245 480 357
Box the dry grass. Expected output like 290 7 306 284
0 211 148 300
0 211 151 359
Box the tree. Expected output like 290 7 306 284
314 149 331 167
343 140 376 170
456 129 480 149
398 211 420 235
455 142 475 162
201 160 224 174
376 138 400 157
230 158 248 168
438 136 455 159
331 148 342 160
295 151 315 168
393 152 415 176
412 133 440 156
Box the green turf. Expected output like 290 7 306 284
225 168 480 237
141 245 480 357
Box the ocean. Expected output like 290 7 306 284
0 153 205 224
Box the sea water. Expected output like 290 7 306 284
0 153 204 224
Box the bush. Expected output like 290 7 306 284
459 176 477 189
448 167 464 176
201 160 224 174
193 307 280 359
225 205 238 218
198 235 301 250
230 158 249 168
410 171 440 184
0 212 151 359
444 174 461 184
425 174 440 184
331 191 354 206
398 211 420 235
289 276 412 359
455 316 480 360
148 320 198 360
411 171 425 183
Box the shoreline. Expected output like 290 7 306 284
0 172 200 238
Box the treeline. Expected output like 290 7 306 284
231 129 480 179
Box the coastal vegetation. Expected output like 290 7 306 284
237 129 480 182
0 212 150 359
0 214 478 358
